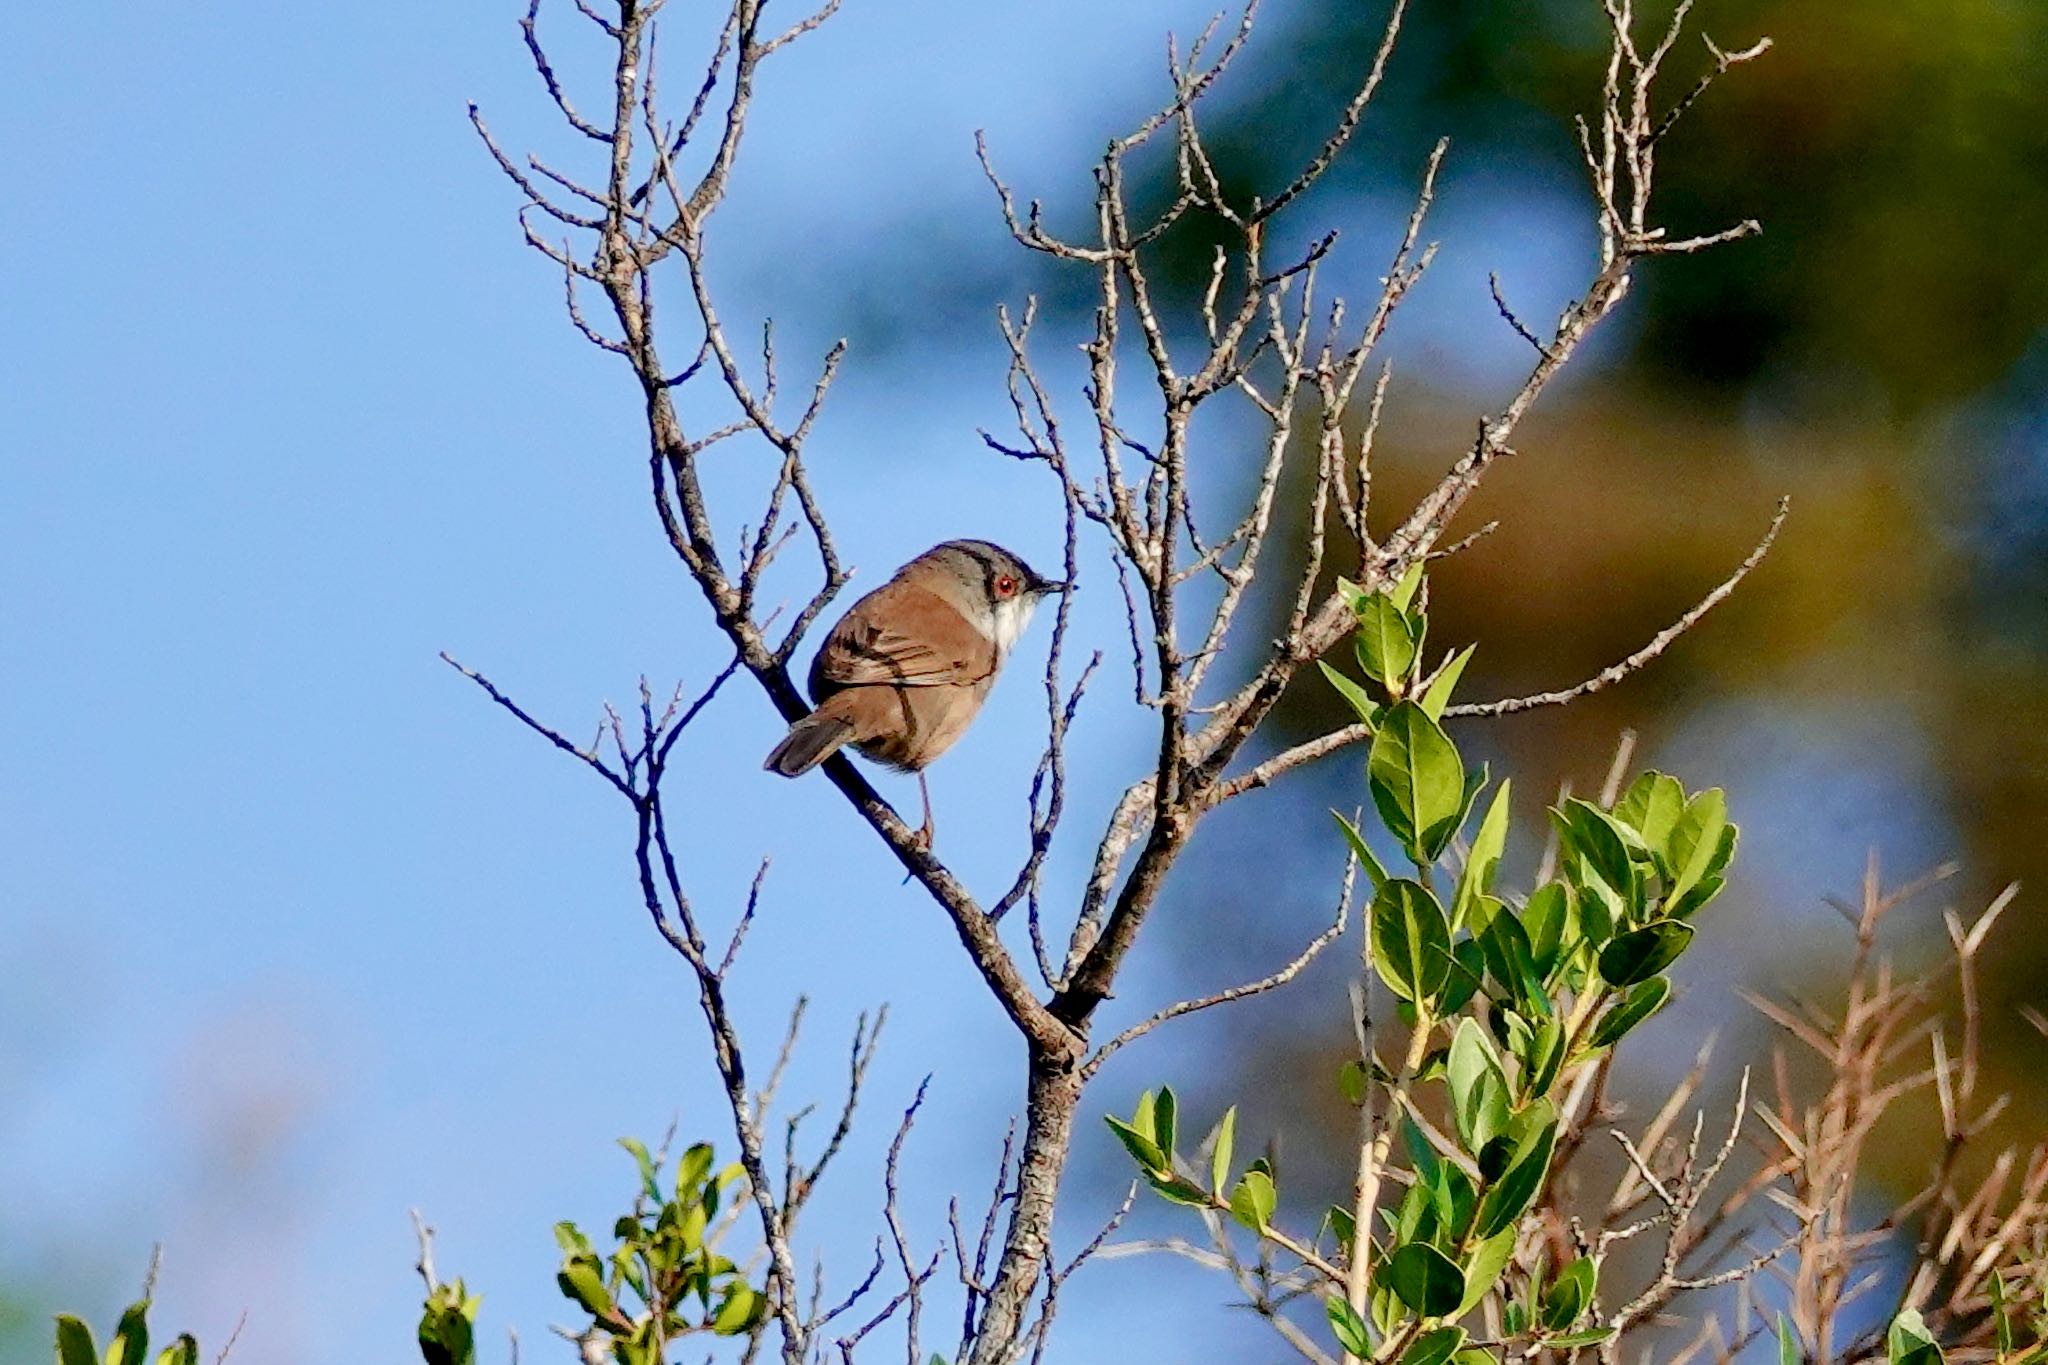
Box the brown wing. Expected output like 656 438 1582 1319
811 581 996 690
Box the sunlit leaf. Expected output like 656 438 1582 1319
1403 1325 1469 1365
1664 789 1731 911
1452 780 1512 931
1419 646 1476 721
1779 1314 1804 1365
108 1299 149 1365
1390 560 1427 611
155 1335 201 1365
1447 1019 1510 1153
1614 772 1687 873
710 1283 763 1335
1320 660 1384 726
1209 1107 1237 1194
1540 1257 1596 1330
1456 1226 1519 1316
1356 594 1421 687
1371 879 1453 1005
55 1316 98 1365
1522 882 1569 976
1104 1115 1166 1173
1887 1309 1943 1365
1329 1296 1373 1356
1370 703 1466 863
1332 810 1392 891
1230 1169 1277 1232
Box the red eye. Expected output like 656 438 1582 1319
996 575 1018 597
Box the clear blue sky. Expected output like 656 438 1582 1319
0 2 1956 1362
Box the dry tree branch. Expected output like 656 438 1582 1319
465 0 1781 1358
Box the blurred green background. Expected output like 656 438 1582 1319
1012 0 2048 1237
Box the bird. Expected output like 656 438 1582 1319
763 539 1067 847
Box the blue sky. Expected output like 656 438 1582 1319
0 2 1312 1359
0 2 1968 1362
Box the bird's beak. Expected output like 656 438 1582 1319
1034 576 1072 596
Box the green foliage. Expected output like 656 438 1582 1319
411 1135 766 1365
1888 1309 1944 1365
419 1280 481 1365
51 1301 201 1365
1110 573 1759 1360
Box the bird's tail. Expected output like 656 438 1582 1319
763 707 855 776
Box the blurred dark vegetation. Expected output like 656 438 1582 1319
847 0 2048 1225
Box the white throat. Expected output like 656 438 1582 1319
989 596 1038 659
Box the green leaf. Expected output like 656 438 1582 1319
1476 1102 1558 1238
1369 703 1467 863
1209 1107 1237 1194
1447 1019 1511 1154
1543 1327 1615 1349
675 1143 716 1200
1370 879 1453 1005
1339 1059 1370 1105
108 1300 149 1365
1403 1326 1469 1365
1541 1258 1596 1330
1333 810 1392 891
1230 1169 1276 1233
1440 939 1488 1015
1614 772 1687 872
1589 977 1672 1049
709 1283 763 1335
619 1137 660 1202
1454 1350 1501 1365
1779 1314 1803 1365
1356 594 1421 687
1402 1114 1443 1188
553 1221 593 1258
1390 560 1427 611
1479 905 1540 1011
1144 1170 1212 1206
1328 1296 1373 1357
1523 1016 1566 1095
1991 1273 2014 1356
1129 1090 1157 1142
1522 882 1569 976
1887 1309 1943 1365
1320 660 1384 726
1328 1204 1358 1250
1597 920 1695 988
1452 780 1512 931
55 1315 98 1365
1419 646 1476 721
557 1254 614 1318
1573 869 1624 948
1104 1115 1167 1173
1552 800 1642 907
1336 575 1373 614
1668 823 1738 918
419 1282 480 1365
1151 1088 1178 1162
1664 789 1730 909
155 1336 200 1365
1388 1242 1466 1318
1456 1226 1519 1316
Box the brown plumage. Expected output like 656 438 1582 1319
763 539 1065 844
